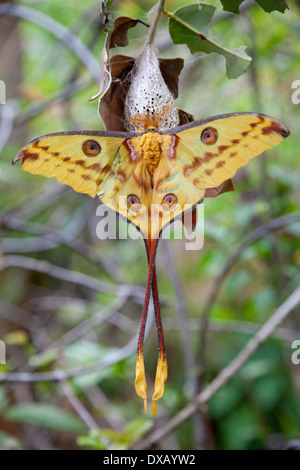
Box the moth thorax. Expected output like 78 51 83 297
124 44 179 132
140 132 163 177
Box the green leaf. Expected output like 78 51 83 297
209 382 243 419
77 435 107 450
220 0 244 14
122 418 153 445
252 375 286 411
4 330 29 346
5 403 86 432
255 0 289 13
241 359 275 381
221 0 289 14
0 431 22 450
167 3 251 79
77 419 153 450
28 348 59 368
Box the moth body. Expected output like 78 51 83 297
13 112 290 240
126 131 173 181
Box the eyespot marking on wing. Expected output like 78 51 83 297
162 193 178 210
127 194 142 212
201 127 218 145
82 140 101 157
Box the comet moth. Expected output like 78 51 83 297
13 44 290 415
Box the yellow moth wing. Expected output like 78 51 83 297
100 148 152 236
13 132 126 198
169 113 290 190
13 132 152 236
13 113 290 237
152 154 205 235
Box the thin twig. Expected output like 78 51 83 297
0 100 17 152
198 211 300 373
14 77 93 128
0 185 66 222
0 299 39 329
28 4 101 84
163 317 297 342
162 241 209 449
0 3 101 82
162 241 197 391
0 254 144 298
1 215 119 278
0 306 155 383
60 380 99 430
33 295 128 360
135 287 300 449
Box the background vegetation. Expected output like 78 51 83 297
0 0 299 450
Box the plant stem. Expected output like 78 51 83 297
145 0 165 46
